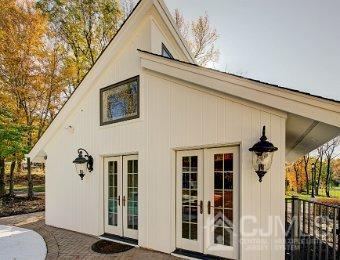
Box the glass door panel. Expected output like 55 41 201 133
204 147 239 259
104 157 122 236
176 150 204 253
108 161 118 226
127 159 138 230
213 153 233 246
123 155 138 239
182 156 198 240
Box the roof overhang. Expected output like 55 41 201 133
286 114 339 161
139 50 340 161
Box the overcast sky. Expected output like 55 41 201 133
164 0 340 101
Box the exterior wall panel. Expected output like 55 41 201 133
144 72 286 258
44 17 151 237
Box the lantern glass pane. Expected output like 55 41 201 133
75 162 87 175
252 152 274 172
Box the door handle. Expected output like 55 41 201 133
118 195 120 206
199 200 203 214
122 196 126 206
207 201 211 215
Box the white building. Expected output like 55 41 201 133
27 0 340 259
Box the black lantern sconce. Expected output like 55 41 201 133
73 148 93 180
249 126 278 182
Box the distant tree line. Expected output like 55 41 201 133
286 137 340 198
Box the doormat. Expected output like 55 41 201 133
91 240 134 254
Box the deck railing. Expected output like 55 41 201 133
285 196 340 260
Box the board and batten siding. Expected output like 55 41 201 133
143 71 286 259
43 15 152 237
43 7 192 251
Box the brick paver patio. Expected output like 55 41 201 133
0 212 178 259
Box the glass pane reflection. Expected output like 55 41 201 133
127 160 138 230
181 156 198 240
213 153 233 246
108 161 118 226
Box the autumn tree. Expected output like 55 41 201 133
293 157 310 193
0 0 62 144
173 9 219 66
324 137 339 197
285 158 306 193
0 0 65 197
293 160 300 192
122 0 135 19
316 145 327 195
333 158 340 184
286 163 298 192
303 154 310 194
0 108 29 197
37 0 123 96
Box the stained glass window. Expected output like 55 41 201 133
100 76 139 125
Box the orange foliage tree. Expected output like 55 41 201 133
286 157 308 193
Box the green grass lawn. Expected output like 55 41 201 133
6 184 45 193
286 187 340 201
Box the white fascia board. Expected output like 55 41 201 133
154 0 196 64
139 51 340 128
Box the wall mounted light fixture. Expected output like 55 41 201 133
249 126 278 182
72 148 93 180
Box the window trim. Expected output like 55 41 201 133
100 76 140 126
161 43 173 59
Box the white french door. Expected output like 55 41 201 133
176 150 204 252
176 147 239 259
122 155 138 239
104 156 122 236
204 147 239 259
104 155 138 240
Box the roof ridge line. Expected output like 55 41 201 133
138 49 340 104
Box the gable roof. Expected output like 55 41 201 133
154 0 196 63
138 49 340 161
138 49 340 126
27 0 195 160
139 49 339 104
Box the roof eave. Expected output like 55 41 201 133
138 49 340 128
154 0 196 64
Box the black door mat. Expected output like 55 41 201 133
91 240 134 254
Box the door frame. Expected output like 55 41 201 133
203 146 239 259
175 146 240 259
103 154 139 240
104 156 123 236
176 149 204 252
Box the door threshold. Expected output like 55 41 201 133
99 233 138 247
172 248 230 260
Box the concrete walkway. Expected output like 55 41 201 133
0 224 46 260
0 212 177 259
